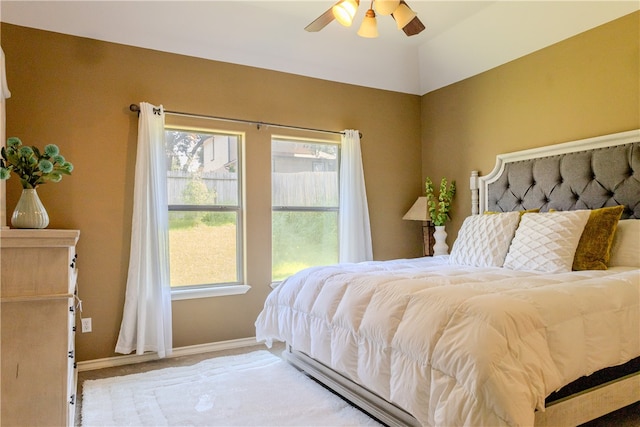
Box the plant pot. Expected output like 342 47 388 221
433 225 448 256
11 188 49 229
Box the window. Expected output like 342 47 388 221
272 137 339 282
165 128 243 293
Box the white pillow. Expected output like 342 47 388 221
449 212 521 267
608 219 640 267
503 210 591 273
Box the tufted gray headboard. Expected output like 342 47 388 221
471 130 640 219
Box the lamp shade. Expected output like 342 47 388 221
393 2 416 29
374 0 399 16
402 197 429 221
357 9 378 38
332 0 359 27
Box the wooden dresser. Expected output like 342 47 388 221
1 229 80 427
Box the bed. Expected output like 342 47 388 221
255 129 640 426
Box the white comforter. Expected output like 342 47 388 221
255 256 640 427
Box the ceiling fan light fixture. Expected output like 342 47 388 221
304 0 423 38
332 0 359 27
393 2 417 29
357 9 378 38
374 0 399 16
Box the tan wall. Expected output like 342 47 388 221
1 23 423 361
421 11 640 244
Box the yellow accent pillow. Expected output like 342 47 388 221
572 205 625 270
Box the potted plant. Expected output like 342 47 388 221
0 137 73 228
425 176 456 255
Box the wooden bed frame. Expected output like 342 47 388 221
285 129 640 426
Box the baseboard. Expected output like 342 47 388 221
77 337 260 372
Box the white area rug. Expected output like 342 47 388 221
81 350 382 426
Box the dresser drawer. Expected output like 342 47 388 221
0 230 80 299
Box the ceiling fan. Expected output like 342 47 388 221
305 0 425 38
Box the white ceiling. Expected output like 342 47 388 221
1 1 638 95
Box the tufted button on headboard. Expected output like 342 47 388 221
473 130 640 219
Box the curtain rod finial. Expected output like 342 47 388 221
129 104 140 112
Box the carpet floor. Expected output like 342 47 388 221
79 345 380 426
77 343 639 426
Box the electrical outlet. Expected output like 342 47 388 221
81 318 92 333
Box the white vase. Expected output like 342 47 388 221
11 188 50 229
433 225 448 256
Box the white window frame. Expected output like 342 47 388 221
165 125 248 300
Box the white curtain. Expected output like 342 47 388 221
339 129 373 263
115 102 172 357
1 47 11 228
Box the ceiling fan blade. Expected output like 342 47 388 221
402 16 425 36
305 7 335 32
392 1 425 37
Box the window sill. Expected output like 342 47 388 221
171 284 251 301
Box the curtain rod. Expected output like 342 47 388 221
128 104 362 139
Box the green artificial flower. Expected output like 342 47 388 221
44 144 60 157
425 177 456 226
6 137 21 147
19 146 34 157
0 137 74 188
38 159 54 173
